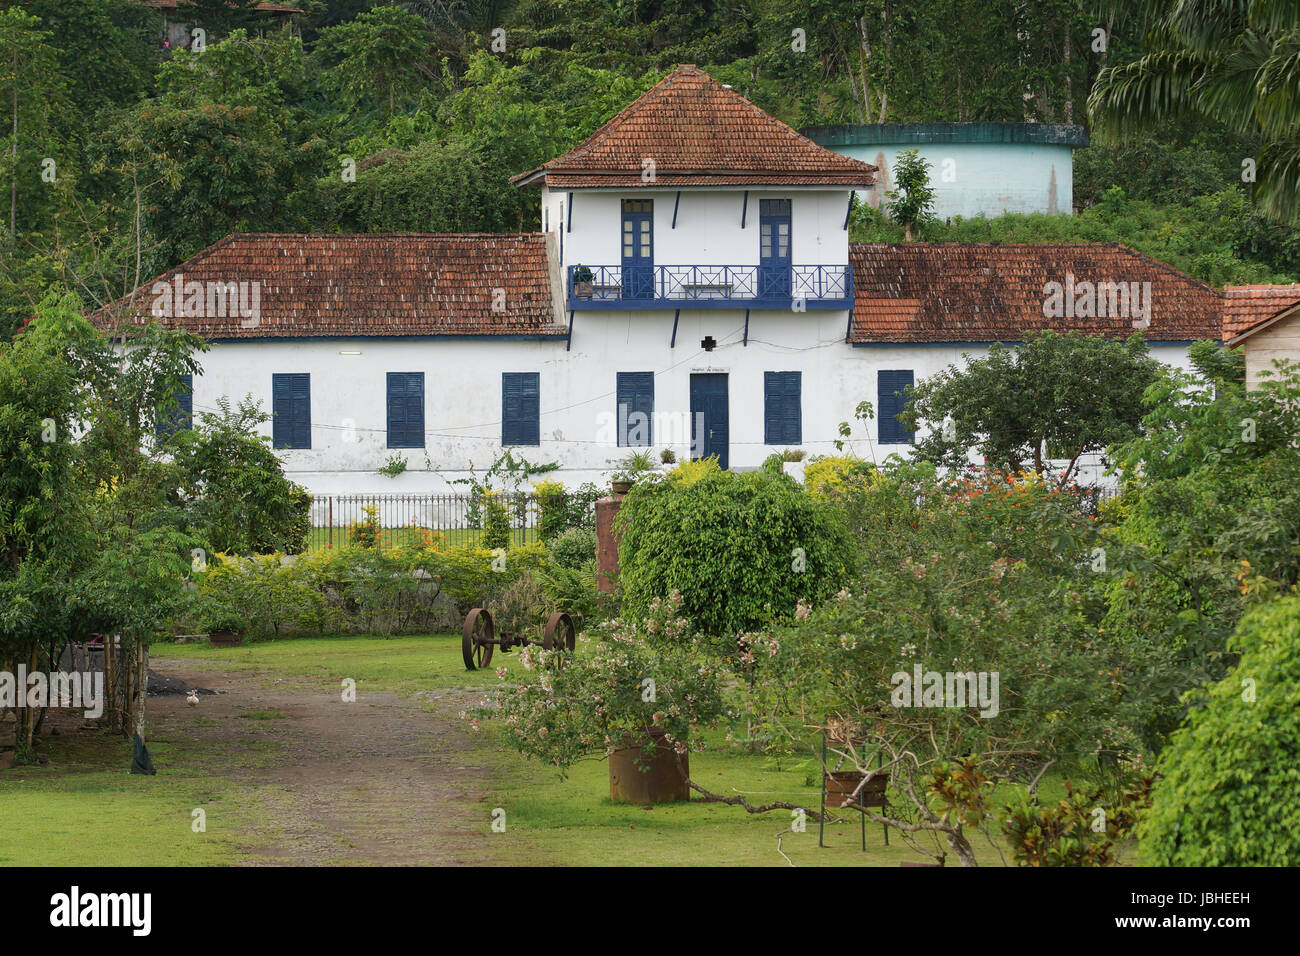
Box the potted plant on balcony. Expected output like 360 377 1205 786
573 265 594 299
199 601 247 648
610 449 656 494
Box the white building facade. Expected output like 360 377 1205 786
99 67 1224 500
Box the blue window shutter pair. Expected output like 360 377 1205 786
387 372 425 448
156 374 193 438
272 373 312 449
502 372 540 446
616 372 654 446
764 371 801 445
878 370 915 444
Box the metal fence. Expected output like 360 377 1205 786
306 493 593 551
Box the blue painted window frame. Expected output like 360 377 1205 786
387 372 425 449
764 371 801 445
877 369 915 444
759 199 792 298
156 373 193 438
616 372 655 447
621 199 654 299
272 373 312 449
502 372 540 446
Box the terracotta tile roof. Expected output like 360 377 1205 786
849 242 1223 343
143 1 301 13
1222 284 1300 341
90 233 566 340
513 65 876 189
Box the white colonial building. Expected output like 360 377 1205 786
97 65 1223 500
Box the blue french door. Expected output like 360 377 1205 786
621 199 654 300
690 373 729 470
759 198 792 298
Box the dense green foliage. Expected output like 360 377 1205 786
169 398 312 556
4 0 1297 340
1140 596 1300 866
902 330 1160 485
616 470 852 636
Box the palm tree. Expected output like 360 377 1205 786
1088 0 1300 222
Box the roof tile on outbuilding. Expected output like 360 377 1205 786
513 65 876 189
849 243 1223 344
90 233 566 340
1222 284 1300 341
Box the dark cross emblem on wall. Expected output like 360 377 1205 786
701 335 717 352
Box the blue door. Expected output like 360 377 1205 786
759 198 792 298
621 199 654 300
690 373 729 470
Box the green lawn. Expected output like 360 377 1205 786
0 718 280 866
4 633 1093 867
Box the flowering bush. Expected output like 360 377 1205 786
471 591 731 771
733 461 1138 865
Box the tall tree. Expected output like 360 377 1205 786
1089 0 1300 222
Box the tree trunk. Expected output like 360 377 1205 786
132 644 148 742
946 827 979 867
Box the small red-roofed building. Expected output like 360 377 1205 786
1223 285 1300 389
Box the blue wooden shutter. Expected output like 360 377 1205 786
877 370 915 444
616 371 654 446
502 372 540 446
764 371 801 445
156 374 193 438
387 372 425 448
272 373 311 449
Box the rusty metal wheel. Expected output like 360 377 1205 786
462 607 495 670
544 612 576 654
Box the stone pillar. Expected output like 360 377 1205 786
595 494 624 593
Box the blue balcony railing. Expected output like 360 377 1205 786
566 264 854 310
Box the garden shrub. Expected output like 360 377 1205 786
347 503 383 549
666 457 720 487
548 525 596 570
617 469 853 636
533 477 568 541
482 490 510 550
1140 596 1300 866
536 558 605 625
488 570 548 634
803 455 875 500
472 591 729 770
188 538 557 638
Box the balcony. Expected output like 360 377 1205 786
566 264 854 311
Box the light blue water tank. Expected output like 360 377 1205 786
801 123 1088 219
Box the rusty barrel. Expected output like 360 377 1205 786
609 729 689 803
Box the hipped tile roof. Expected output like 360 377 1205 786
513 65 876 189
849 242 1223 343
90 233 566 339
1222 284 1300 341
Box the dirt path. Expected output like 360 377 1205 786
149 659 497 866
